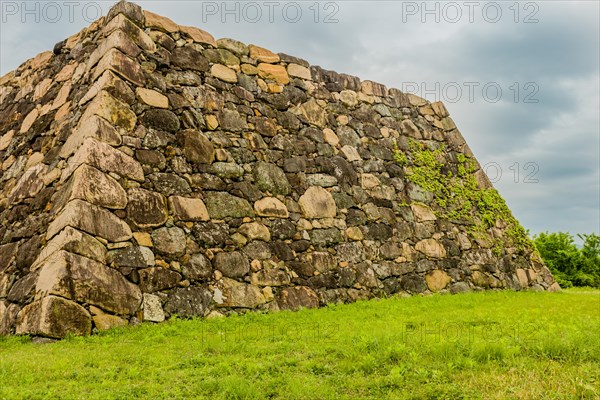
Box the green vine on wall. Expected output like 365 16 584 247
394 139 532 254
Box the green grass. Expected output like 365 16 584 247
1 290 599 399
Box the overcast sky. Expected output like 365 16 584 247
1 0 598 239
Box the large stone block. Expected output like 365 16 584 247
34 227 107 266
87 29 142 71
425 269 452 292
16 296 91 338
415 239 447 259
47 199 132 242
138 267 181 292
79 70 135 106
177 129 215 164
277 287 319 311
169 196 210 222
62 137 144 182
35 250 142 315
214 251 250 278
204 192 254 219
151 227 186 257
179 25 217 47
65 165 127 209
299 186 337 219
59 115 122 158
253 162 290 196
144 10 179 33
254 197 289 218
163 287 212 317
127 188 168 228
78 90 137 132
215 278 266 308
91 48 146 86
103 13 155 53
106 0 145 24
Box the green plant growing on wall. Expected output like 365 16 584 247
393 139 532 253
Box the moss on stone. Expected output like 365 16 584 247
394 139 532 252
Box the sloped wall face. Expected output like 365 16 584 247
0 2 558 338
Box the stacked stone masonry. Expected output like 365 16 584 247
0 1 558 338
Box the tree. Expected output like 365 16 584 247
533 232 600 288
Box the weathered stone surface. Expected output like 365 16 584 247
35 251 142 315
278 287 319 311
254 197 289 218
287 63 311 80
60 115 121 159
253 162 290 195
257 63 289 84
179 25 217 47
164 286 212 317
215 278 266 308
151 227 186 257
295 98 326 127
108 246 146 269
515 268 529 288
79 90 137 131
90 306 127 331
204 192 254 219
0 302 20 335
169 196 209 221
251 269 290 286
139 267 181 292
62 137 144 182
171 46 209 71
218 109 247 131
214 251 250 278
8 164 48 203
144 10 179 32
183 253 212 280
141 109 180 133
178 129 215 164
39 227 107 265
361 80 387 97
400 274 428 293
106 0 144 24
211 64 237 83
103 13 155 52
87 30 142 70
148 173 191 196
16 296 91 338
66 165 127 209
143 293 165 322
425 269 451 292
299 186 337 218
92 48 146 86
249 45 280 63
238 222 270 242
127 188 168 228
81 67 134 104
210 162 244 179
47 200 132 242
411 203 437 222
136 87 169 108
217 38 249 56
415 239 447 259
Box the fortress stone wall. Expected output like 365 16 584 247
0 1 558 338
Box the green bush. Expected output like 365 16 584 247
533 232 600 288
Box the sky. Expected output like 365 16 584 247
1 0 598 240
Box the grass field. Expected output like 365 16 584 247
1 289 599 399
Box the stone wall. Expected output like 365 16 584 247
0 1 558 338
